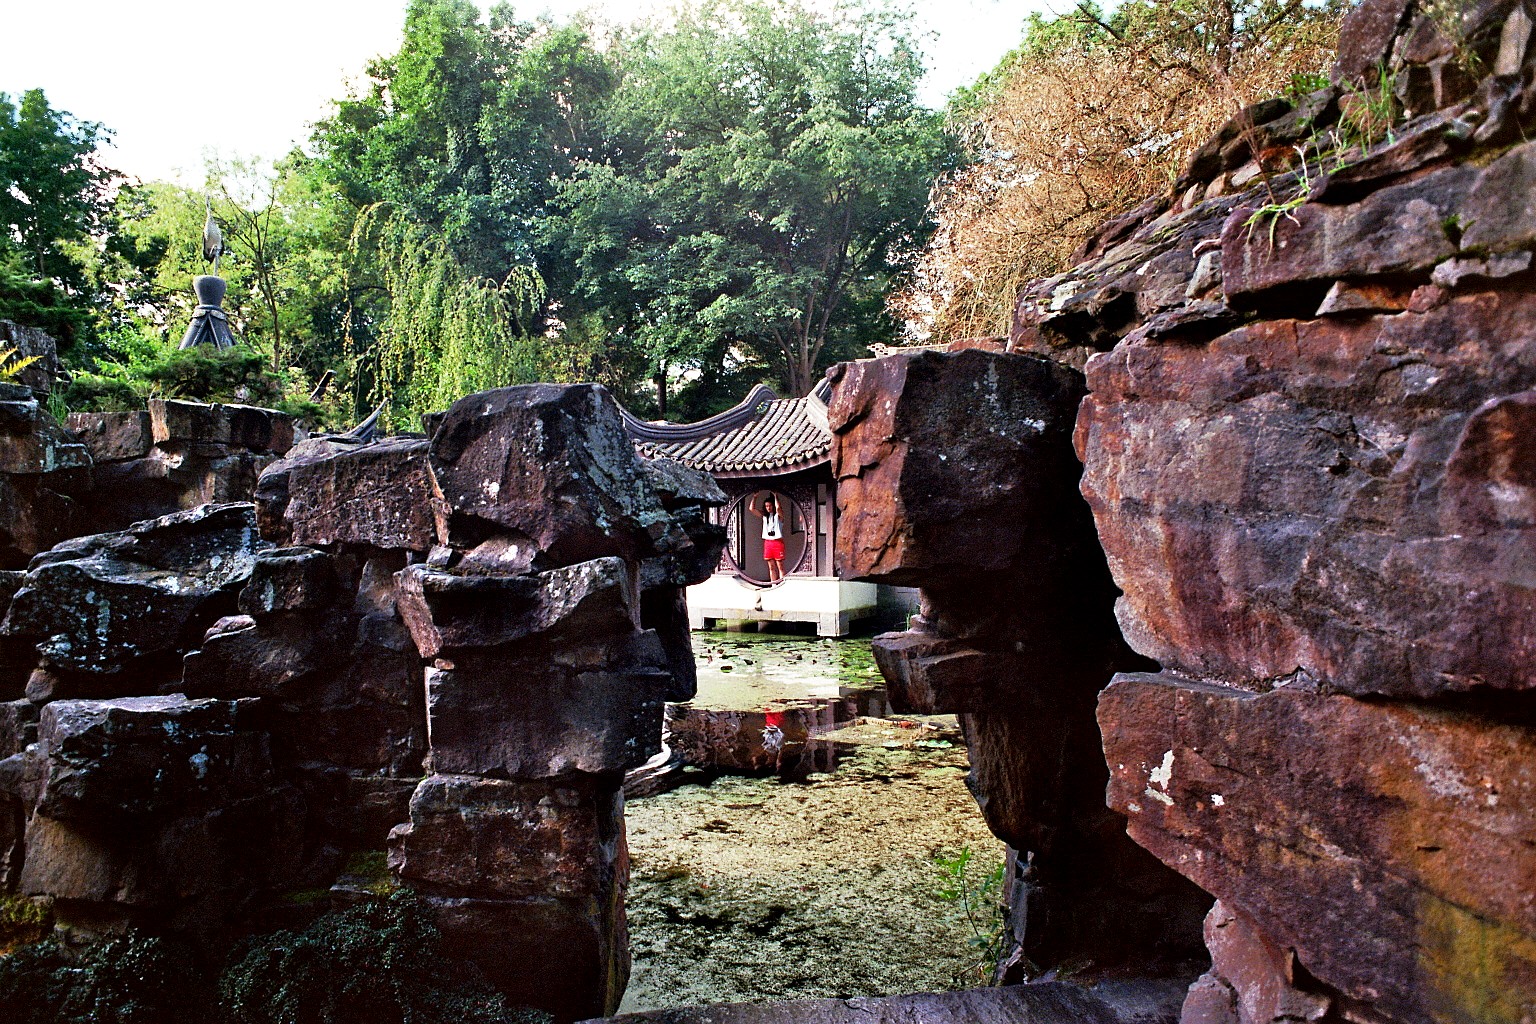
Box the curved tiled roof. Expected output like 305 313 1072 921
622 382 832 478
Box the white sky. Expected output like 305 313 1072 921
2 0 1051 187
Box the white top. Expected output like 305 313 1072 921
763 512 782 540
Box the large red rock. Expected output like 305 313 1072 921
828 349 1088 587
1076 288 1536 699
1219 164 1472 307
1098 672 1536 1024
1182 901 1331 1024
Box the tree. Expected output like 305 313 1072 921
0 89 115 349
899 0 1344 341
310 0 618 418
548 0 955 410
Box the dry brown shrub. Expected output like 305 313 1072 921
898 1 1343 341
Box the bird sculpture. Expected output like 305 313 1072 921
202 199 224 274
179 196 237 349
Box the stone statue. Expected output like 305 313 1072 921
178 199 237 350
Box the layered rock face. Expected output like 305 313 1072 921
833 2 1536 1019
828 349 1210 977
0 372 299 571
986 1 1536 1021
69 398 297 535
0 383 718 1022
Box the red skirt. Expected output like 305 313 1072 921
763 538 786 561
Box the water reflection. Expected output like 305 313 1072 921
653 631 955 784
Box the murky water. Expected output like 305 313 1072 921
621 631 1004 1013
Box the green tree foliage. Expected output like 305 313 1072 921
549 0 954 410
13 0 958 427
312 0 612 277
0 89 115 350
310 0 616 419
349 203 552 419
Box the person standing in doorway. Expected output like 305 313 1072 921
750 493 786 583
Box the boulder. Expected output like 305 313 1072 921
66 411 153 462
261 436 441 552
829 347 1205 974
1075 290 1536 699
237 546 336 615
424 631 671 779
29 694 272 824
1332 0 1412 85
827 349 1088 587
870 632 1026 715
1183 902 1331 1024
79 446 276 535
1219 164 1474 307
427 384 687 563
1099 672 1536 1024
388 773 623 902
583 978 1193 1024
0 321 59 393
1 503 266 677
0 383 91 476
148 399 295 454
18 782 306 935
395 557 635 659
422 890 629 1022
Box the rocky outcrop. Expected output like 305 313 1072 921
0 321 60 394
1 503 265 691
0 381 91 567
69 399 297 535
829 348 1209 978
383 384 710 1021
973 2 1536 1021
585 976 1191 1024
0 381 709 1022
1100 675 1535 1024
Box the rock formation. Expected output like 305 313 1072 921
828 348 1210 977
833 1 1536 1022
0 382 721 1022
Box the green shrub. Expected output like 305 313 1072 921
59 372 147 413
0 933 211 1024
0 892 551 1024
220 889 550 1024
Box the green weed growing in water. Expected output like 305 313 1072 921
933 846 1007 987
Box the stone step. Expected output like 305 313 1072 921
582 978 1189 1024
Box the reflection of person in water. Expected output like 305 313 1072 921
749 492 786 582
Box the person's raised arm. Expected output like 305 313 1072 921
748 494 763 517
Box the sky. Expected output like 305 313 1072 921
3 0 1050 187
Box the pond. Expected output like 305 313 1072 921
620 630 1005 1014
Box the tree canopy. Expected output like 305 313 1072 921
0 89 115 349
548 0 953 412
